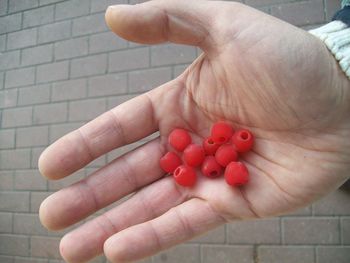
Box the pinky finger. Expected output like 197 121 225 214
103 198 225 263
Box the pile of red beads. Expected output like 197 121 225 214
159 122 254 187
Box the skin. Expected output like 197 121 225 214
38 0 350 262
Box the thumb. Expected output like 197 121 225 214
105 0 222 52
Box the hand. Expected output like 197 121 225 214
38 0 350 262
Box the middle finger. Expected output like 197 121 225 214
40 138 165 230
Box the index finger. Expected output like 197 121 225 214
39 93 157 180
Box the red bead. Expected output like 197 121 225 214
168 128 192 152
159 152 182 173
224 162 249 186
183 144 205 167
232 129 254 153
201 156 222 178
211 121 234 144
215 144 238 167
203 136 221 155
173 165 197 187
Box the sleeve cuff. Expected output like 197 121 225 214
309 20 350 79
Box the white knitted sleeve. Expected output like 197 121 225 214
342 0 350 8
309 20 350 79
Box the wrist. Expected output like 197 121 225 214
309 20 350 79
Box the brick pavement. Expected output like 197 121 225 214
0 0 349 262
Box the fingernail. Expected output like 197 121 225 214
107 5 117 10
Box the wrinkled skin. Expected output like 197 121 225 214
38 1 350 262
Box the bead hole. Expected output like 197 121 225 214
210 171 218 177
174 168 181 176
208 139 214 144
240 132 249 140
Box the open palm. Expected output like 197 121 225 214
39 1 350 262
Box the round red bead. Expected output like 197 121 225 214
211 121 234 144
201 156 222 178
168 128 192 152
215 144 238 167
224 162 249 186
159 151 182 173
183 144 205 167
203 136 221 155
232 129 254 153
173 165 197 187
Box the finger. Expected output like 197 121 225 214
105 0 222 52
40 138 164 231
104 198 225 263
39 92 157 179
59 177 187 263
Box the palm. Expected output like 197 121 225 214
157 18 349 220
39 1 350 262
